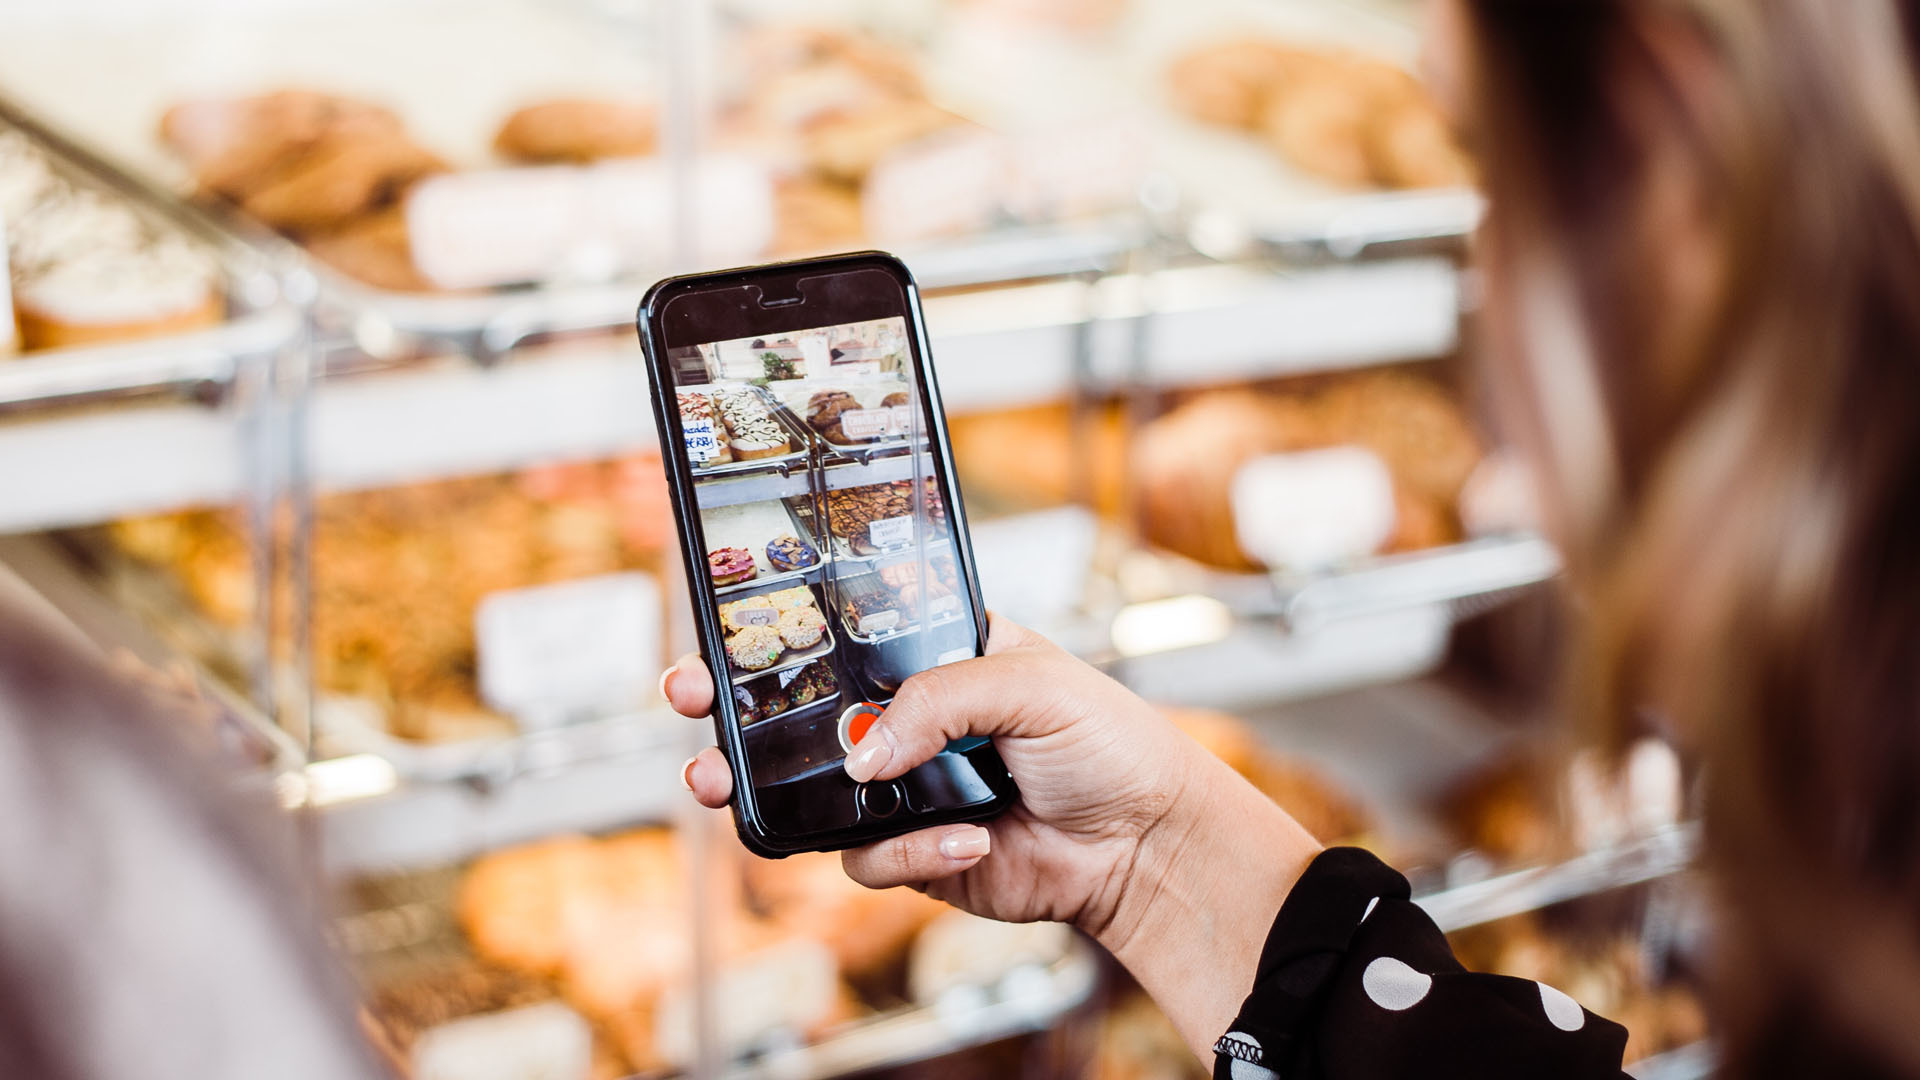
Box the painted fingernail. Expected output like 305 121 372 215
940 827 991 860
658 664 679 702
679 755 698 792
845 723 897 782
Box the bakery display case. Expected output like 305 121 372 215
0 1 1721 1076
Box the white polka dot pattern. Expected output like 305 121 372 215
1538 982 1586 1031
1362 956 1432 1011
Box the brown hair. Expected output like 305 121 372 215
1458 0 1920 1075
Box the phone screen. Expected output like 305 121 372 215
652 265 986 817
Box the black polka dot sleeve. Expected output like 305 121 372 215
1211 847 1630 1080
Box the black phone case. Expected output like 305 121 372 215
637 251 1017 857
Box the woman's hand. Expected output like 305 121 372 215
663 615 1321 1057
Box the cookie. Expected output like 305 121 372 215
767 586 816 612
727 625 784 671
778 606 827 649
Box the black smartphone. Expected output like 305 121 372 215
637 252 1018 856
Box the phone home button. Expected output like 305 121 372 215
858 780 904 819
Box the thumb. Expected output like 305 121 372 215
844 615 1062 784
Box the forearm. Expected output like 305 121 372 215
1097 756 1322 1061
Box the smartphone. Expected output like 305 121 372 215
637 252 1018 856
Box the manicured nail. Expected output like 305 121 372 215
679 755 698 792
845 722 897 782
940 827 991 861
658 664 678 702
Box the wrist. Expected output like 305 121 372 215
1096 754 1322 1059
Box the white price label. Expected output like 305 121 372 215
476 572 661 722
412 1001 592 1080
682 417 720 463
936 647 975 666
838 407 893 440
888 404 914 434
722 596 778 628
868 515 915 549
778 664 807 688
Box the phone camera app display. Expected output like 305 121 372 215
669 316 977 787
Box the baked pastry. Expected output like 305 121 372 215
239 131 446 232
777 606 827 649
494 100 658 163
825 480 945 553
677 390 733 465
879 390 909 408
727 625 784 671
734 681 790 723
303 206 434 292
784 661 837 706
713 387 792 460
8 186 225 350
719 594 779 632
1167 40 1473 190
707 547 756 586
765 533 817 571
766 585 816 612
843 591 900 636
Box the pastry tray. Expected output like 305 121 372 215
683 383 815 482
797 481 954 565
764 376 926 468
829 568 967 647
703 496 824 599
0 0 1473 370
0 97 298 413
720 581 837 683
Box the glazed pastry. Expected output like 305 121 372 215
765 533 817 571
727 625 785 671
713 387 792 459
766 585 816 612
8 186 225 350
777 606 827 649
708 547 756 586
879 390 909 408
239 131 447 233
493 99 658 164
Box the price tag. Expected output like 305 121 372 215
476 572 661 722
868 515 914 549
778 664 807 689
682 417 720 463
888 405 914 435
412 1001 592 1080
937 646 976 666
838 407 893 440
721 596 778 628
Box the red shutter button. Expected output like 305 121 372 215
838 701 886 754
